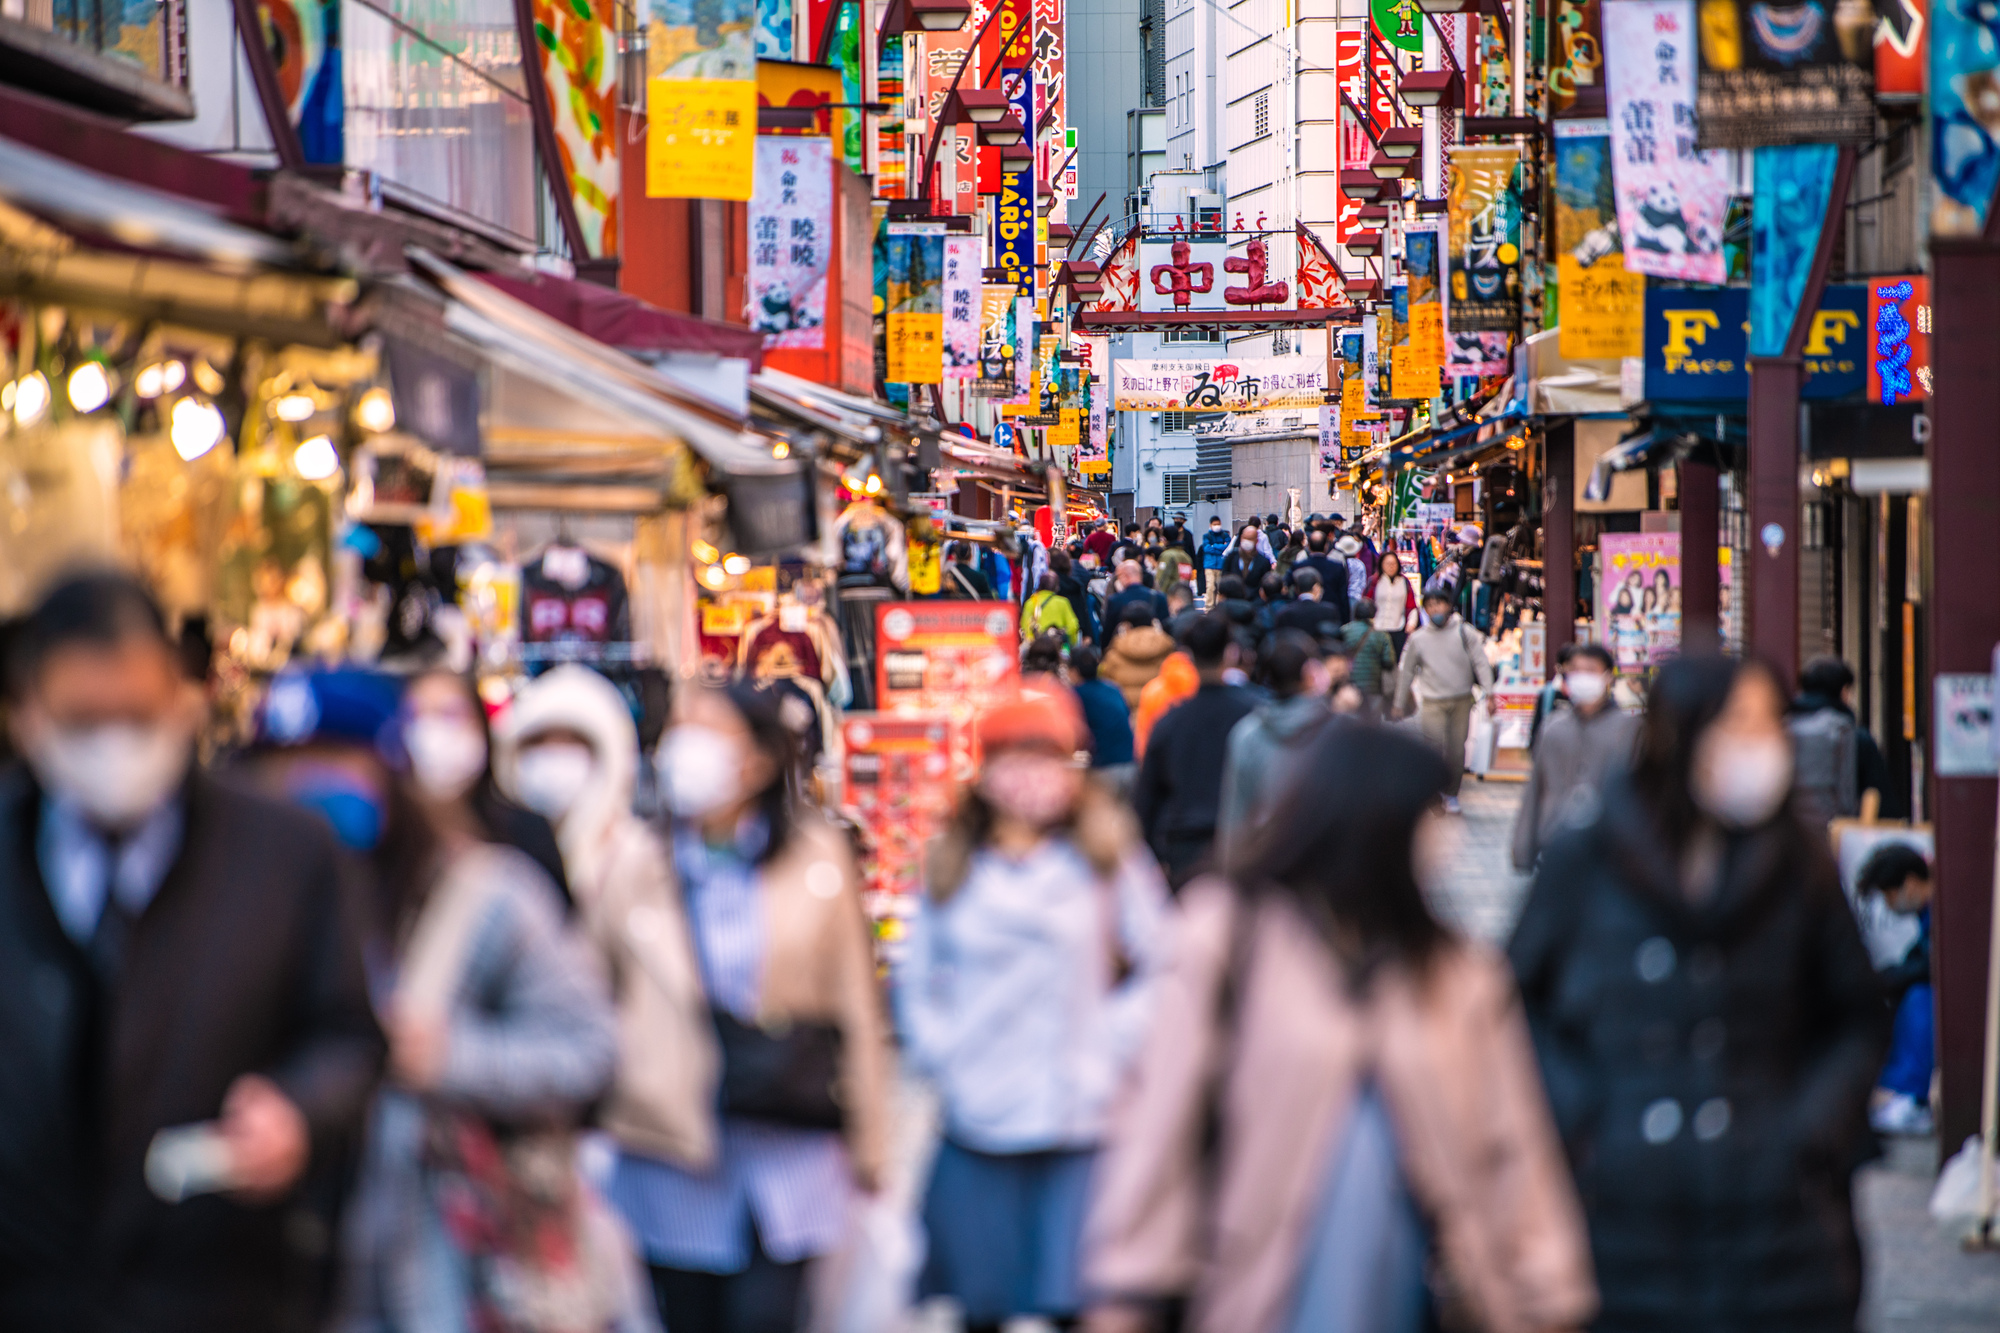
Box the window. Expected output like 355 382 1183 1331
1163 473 1197 505
1254 90 1269 139
1159 412 1192 432
1163 327 1217 344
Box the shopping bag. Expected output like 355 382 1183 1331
809 1189 926 1333
1466 708 1497 777
1931 1135 1995 1226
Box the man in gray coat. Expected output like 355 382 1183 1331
1509 643 1639 869
1393 589 1493 812
1215 631 1338 864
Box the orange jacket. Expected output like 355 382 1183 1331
1133 651 1199 758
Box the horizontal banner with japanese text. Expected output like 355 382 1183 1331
1112 357 1329 412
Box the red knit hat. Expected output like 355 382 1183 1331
975 679 1088 755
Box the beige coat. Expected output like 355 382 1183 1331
1100 624 1178 710
1084 877 1595 1333
580 813 893 1185
495 666 892 1185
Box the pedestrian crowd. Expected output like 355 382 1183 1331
0 555 1919 1333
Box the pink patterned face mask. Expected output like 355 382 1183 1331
978 751 1081 829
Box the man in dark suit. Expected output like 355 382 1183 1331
0 571 381 1332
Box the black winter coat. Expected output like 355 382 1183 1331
0 767 383 1333
1508 781 1887 1333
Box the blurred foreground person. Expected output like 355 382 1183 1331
1509 645 1638 872
402 667 570 900
1086 724 1594 1333
259 670 639 1333
591 683 891 1333
0 571 382 1333
1509 656 1887 1333
900 688 1168 1333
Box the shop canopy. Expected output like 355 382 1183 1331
0 134 357 345
750 368 891 447
406 251 793 489
0 133 297 274
1584 407 1744 501
1523 327 1623 417
475 268 761 417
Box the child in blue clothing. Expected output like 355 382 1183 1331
1857 842 1934 1134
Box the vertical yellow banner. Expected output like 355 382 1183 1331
646 78 758 200
1409 304 1446 369
886 313 945 383
1391 346 1440 401
1053 408 1081 447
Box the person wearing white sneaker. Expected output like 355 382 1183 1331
1392 589 1493 810
1856 843 1935 1136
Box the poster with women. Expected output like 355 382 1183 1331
1602 0 1731 284
1599 533 1681 668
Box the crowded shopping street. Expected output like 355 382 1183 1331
5 2 2000 1332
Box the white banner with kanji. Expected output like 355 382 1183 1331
747 137 832 348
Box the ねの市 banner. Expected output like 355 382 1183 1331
1112 357 1329 412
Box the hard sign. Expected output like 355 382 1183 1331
993 69 1037 292
1643 284 1865 401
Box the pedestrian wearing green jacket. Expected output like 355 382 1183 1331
1021 574 1081 646
1339 598 1398 714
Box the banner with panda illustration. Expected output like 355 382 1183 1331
1603 0 1732 285
748 137 833 349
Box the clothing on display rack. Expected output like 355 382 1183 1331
835 585 890 711
522 544 631 648
736 599 851 708
831 501 910 591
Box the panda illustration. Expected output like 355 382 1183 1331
1628 181 1716 256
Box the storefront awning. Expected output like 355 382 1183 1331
0 133 298 273
754 368 912 433
1584 408 1743 501
1524 327 1625 416
1389 410 1530 472
407 251 793 481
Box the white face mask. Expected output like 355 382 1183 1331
1693 732 1793 829
28 720 191 828
510 741 596 821
1565 671 1609 708
656 724 748 819
404 716 488 801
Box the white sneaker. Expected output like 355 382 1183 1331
1442 796 1462 815
1870 1091 1934 1136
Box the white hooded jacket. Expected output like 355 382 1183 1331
494 665 720 1166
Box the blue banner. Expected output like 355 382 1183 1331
1645 284 1865 402
993 68 1037 294
1749 144 1840 358
1933 0 2000 236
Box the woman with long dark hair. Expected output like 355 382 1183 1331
1508 655 1887 1332
899 686 1169 1333
1085 723 1593 1333
401 667 571 900
588 681 891 1333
